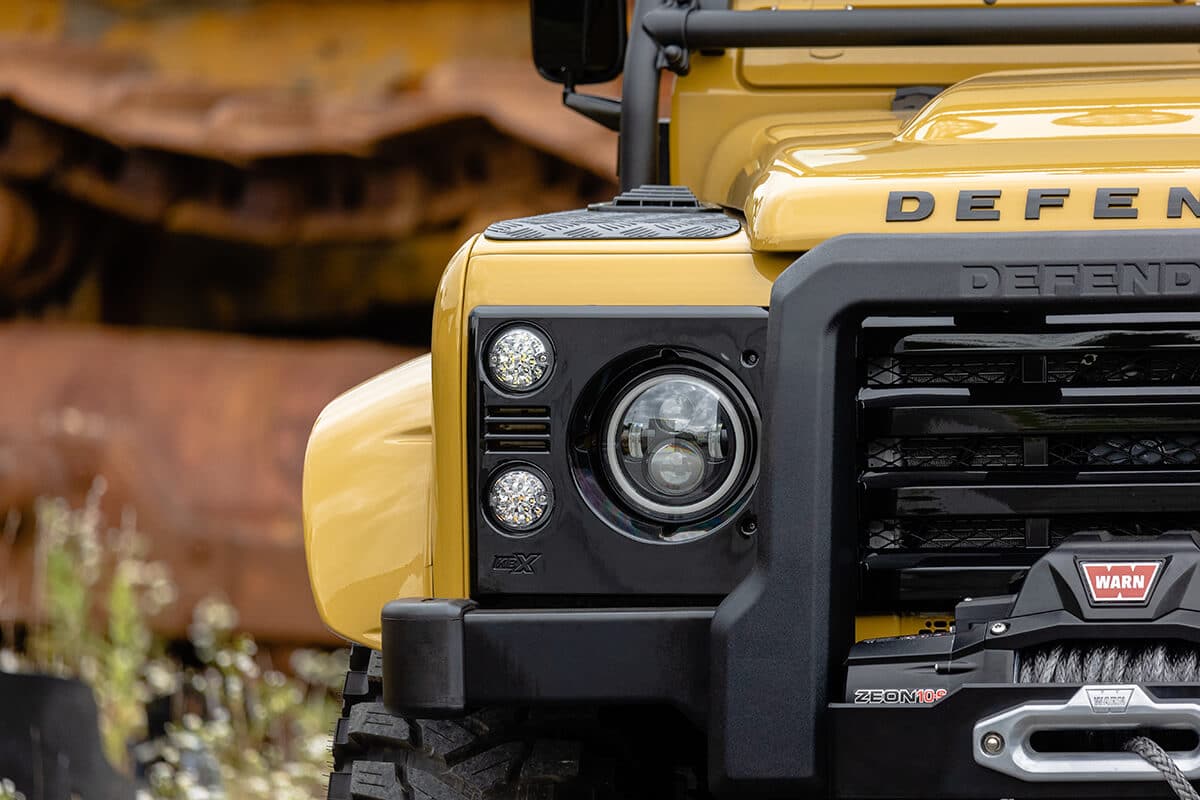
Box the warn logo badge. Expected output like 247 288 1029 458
1079 561 1163 604
1085 687 1134 714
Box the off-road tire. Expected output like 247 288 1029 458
328 645 706 800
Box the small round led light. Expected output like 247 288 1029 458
487 467 553 533
487 326 553 392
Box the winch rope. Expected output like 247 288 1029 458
1125 736 1200 800
1018 643 1200 684
1014 642 1200 797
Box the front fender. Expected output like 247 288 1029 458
303 354 433 647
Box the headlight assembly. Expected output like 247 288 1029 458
472 307 766 595
602 371 753 523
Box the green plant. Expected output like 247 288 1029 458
1 479 344 799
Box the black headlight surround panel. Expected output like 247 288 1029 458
470 306 766 599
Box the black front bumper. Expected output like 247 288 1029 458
381 596 1194 799
385 230 1200 799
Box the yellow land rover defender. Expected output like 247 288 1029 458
304 2 1200 797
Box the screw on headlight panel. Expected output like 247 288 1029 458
487 326 553 392
488 467 552 533
980 732 1005 756
989 622 1009 635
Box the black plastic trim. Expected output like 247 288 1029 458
381 599 475 717
380 600 713 724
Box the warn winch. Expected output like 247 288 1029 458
838 532 1200 798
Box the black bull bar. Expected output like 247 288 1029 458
716 229 1200 797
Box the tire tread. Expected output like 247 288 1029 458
328 644 702 800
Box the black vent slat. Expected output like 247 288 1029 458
889 481 1200 517
1046 351 1200 385
867 433 1200 470
878 401 1200 436
865 327 1200 354
1050 434 1200 467
866 437 1023 470
868 349 1200 387
866 517 1026 551
864 515 1200 554
1048 515 1200 539
863 514 1200 554
856 315 1200 610
484 407 551 454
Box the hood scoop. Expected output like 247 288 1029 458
744 66 1200 251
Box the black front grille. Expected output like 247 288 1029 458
857 317 1200 611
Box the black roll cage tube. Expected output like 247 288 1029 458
618 2 1200 191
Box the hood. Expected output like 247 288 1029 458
744 66 1200 251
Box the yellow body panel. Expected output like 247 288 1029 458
429 239 475 603
855 615 955 641
304 5 1200 645
303 355 434 648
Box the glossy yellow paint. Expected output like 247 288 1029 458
745 66 1200 250
856 615 956 641
303 354 434 647
429 238 476 602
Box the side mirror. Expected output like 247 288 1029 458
531 0 627 87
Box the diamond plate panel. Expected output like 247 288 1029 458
484 209 742 241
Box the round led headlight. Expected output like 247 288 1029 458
602 372 754 523
487 466 553 533
486 325 553 392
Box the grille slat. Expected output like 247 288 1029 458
864 515 1200 554
868 350 1200 388
867 433 1200 470
876 399 1200 436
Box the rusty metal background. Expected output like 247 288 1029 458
0 41 616 246
0 322 418 643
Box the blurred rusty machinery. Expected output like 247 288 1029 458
0 1 620 644
0 322 419 644
0 39 618 319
